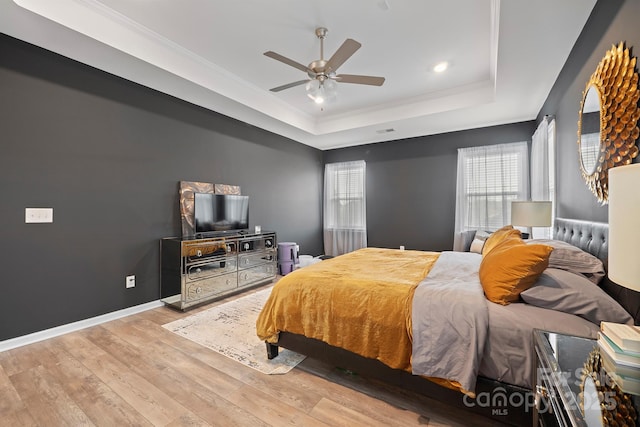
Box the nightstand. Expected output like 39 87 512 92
533 329 639 426
533 330 596 426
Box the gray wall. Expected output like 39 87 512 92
0 34 323 341
2 0 637 342
538 0 638 222
323 122 536 251
325 0 640 248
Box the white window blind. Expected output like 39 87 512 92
454 142 529 249
325 165 365 229
323 160 366 256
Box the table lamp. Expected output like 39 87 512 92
608 163 640 291
511 201 552 239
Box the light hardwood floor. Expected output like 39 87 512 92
0 284 506 426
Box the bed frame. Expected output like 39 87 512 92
265 218 640 426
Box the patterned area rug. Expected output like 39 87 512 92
162 287 305 374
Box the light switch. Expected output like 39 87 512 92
25 208 53 223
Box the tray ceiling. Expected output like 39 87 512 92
2 0 597 149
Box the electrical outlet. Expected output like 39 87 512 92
400 245 405 251
25 208 53 223
126 275 135 288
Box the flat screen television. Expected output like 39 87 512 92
194 193 249 236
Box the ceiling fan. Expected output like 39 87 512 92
264 27 385 103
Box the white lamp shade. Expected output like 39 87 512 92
511 201 552 227
608 163 640 291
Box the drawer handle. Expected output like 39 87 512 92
535 385 548 410
244 243 250 250
196 268 202 273
266 240 272 247
197 250 202 257
196 286 202 294
536 385 548 398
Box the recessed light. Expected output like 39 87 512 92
433 62 448 73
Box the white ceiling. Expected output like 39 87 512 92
2 0 597 150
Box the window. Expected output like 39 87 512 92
531 117 556 238
323 160 366 256
325 164 365 229
454 142 529 249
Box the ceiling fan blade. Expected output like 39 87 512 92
269 79 309 92
335 74 385 86
325 39 361 72
264 51 311 74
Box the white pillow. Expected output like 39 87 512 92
469 231 490 254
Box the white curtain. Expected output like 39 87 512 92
530 117 556 238
323 160 367 256
453 142 529 250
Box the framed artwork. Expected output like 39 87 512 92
179 181 241 237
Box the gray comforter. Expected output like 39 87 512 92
411 251 488 396
410 251 601 393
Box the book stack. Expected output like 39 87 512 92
598 322 640 395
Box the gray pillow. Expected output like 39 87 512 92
526 239 605 284
520 268 632 325
458 229 477 252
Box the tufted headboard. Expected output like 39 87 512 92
553 217 640 325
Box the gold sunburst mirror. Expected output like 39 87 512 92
577 42 640 204
579 348 638 426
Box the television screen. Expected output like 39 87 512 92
194 193 249 235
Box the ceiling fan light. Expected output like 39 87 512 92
322 78 337 103
306 78 337 104
305 80 320 101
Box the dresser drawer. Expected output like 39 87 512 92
183 240 236 263
239 235 275 253
238 263 277 287
186 272 237 302
238 251 275 269
186 256 238 281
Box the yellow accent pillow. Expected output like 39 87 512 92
481 225 522 256
479 238 553 305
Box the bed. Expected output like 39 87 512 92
256 218 640 426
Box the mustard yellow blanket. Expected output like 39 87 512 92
256 247 439 371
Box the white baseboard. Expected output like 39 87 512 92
0 300 164 353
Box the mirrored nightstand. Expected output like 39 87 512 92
533 329 639 426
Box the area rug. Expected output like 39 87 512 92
162 287 305 374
